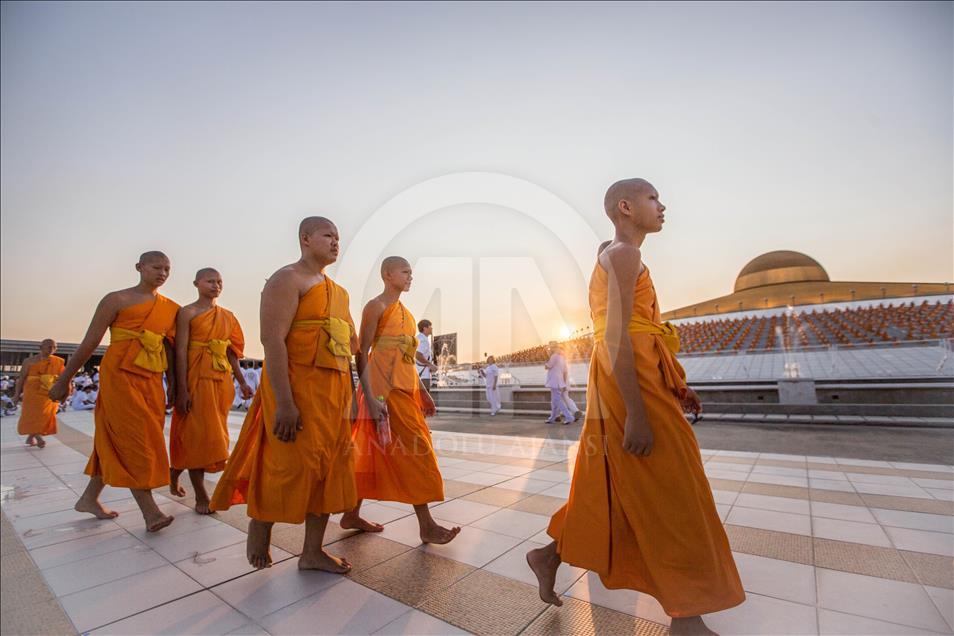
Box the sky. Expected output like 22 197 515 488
1 1 951 360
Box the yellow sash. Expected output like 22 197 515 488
110 327 168 372
290 317 353 364
190 339 231 372
374 334 418 364
593 314 680 354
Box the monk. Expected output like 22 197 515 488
527 180 745 635
49 252 179 532
340 257 459 544
169 268 252 514
15 339 65 448
210 217 358 573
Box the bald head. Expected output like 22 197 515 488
40 339 55 347
381 256 410 279
194 267 220 281
603 179 653 219
139 250 170 265
299 216 334 240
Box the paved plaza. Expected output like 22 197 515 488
2 410 953 635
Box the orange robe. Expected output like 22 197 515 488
85 295 179 490
170 306 245 472
547 264 744 618
210 277 358 523
17 355 65 436
352 301 444 505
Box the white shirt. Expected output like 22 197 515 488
544 353 568 389
71 390 97 409
484 364 500 388
243 368 259 391
416 332 432 380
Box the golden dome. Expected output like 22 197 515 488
734 251 829 293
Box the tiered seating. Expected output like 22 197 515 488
677 300 954 354
497 300 954 362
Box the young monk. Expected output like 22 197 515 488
210 217 358 572
527 179 744 635
169 268 253 514
340 256 459 544
48 252 179 532
15 339 65 448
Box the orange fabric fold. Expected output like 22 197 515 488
547 264 745 618
210 279 357 523
352 302 443 505
170 306 245 472
17 355 65 436
85 295 179 489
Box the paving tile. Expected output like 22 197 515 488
20 516 121 549
860 494 953 515
60 563 203 633
28 528 140 569
706 477 745 492
811 489 865 506
326 532 413 573
725 525 813 565
927 489 954 502
210 557 343 619
705 591 817 635
428 499 500 525
452 471 512 486
508 493 567 516
884 526 954 556
900 550 954 589
175 541 295 588
521 597 670 636
813 538 918 584
141 522 247 563
813 517 892 547
493 476 558 495
925 586 954 632
40 543 166 597
852 482 932 500
810 501 876 523
711 490 739 505
484 463 534 477
816 568 950 632
421 525 522 568
0 549 55 607
733 552 816 605
872 508 954 534
726 507 812 536
259 578 408 635
441 480 485 498
846 473 917 486
809 470 849 481
461 486 531 507
524 468 572 482
90 590 249 635
742 482 810 500
746 473 809 488
418 569 543 636
564 570 669 624
734 493 810 515
373 609 470 635
352 545 475 606
470 508 550 540
0 596 77 636
816 608 938 635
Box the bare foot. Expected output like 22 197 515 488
247 519 273 570
340 512 384 533
25 436 36 447
145 513 175 533
526 546 563 606
194 499 213 515
298 550 352 573
670 616 718 636
35 436 46 449
169 469 186 497
74 496 119 520
420 522 461 545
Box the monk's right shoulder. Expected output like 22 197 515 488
263 267 301 292
602 242 641 272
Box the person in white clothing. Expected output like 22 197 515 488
242 361 259 409
557 345 583 422
544 342 574 424
484 356 502 415
415 319 439 388
70 385 97 411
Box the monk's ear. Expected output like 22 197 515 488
135 262 143 274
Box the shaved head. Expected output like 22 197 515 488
194 267 220 280
380 256 410 279
40 339 55 346
299 216 335 239
139 250 170 264
603 178 653 218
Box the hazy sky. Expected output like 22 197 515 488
2 1 951 360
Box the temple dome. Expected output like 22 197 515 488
734 251 830 293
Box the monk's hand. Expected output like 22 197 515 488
623 415 653 457
176 390 191 414
421 392 437 417
368 398 388 424
240 383 254 400
680 388 702 416
274 403 302 442
48 378 69 403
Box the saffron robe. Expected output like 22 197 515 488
17 355 65 436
